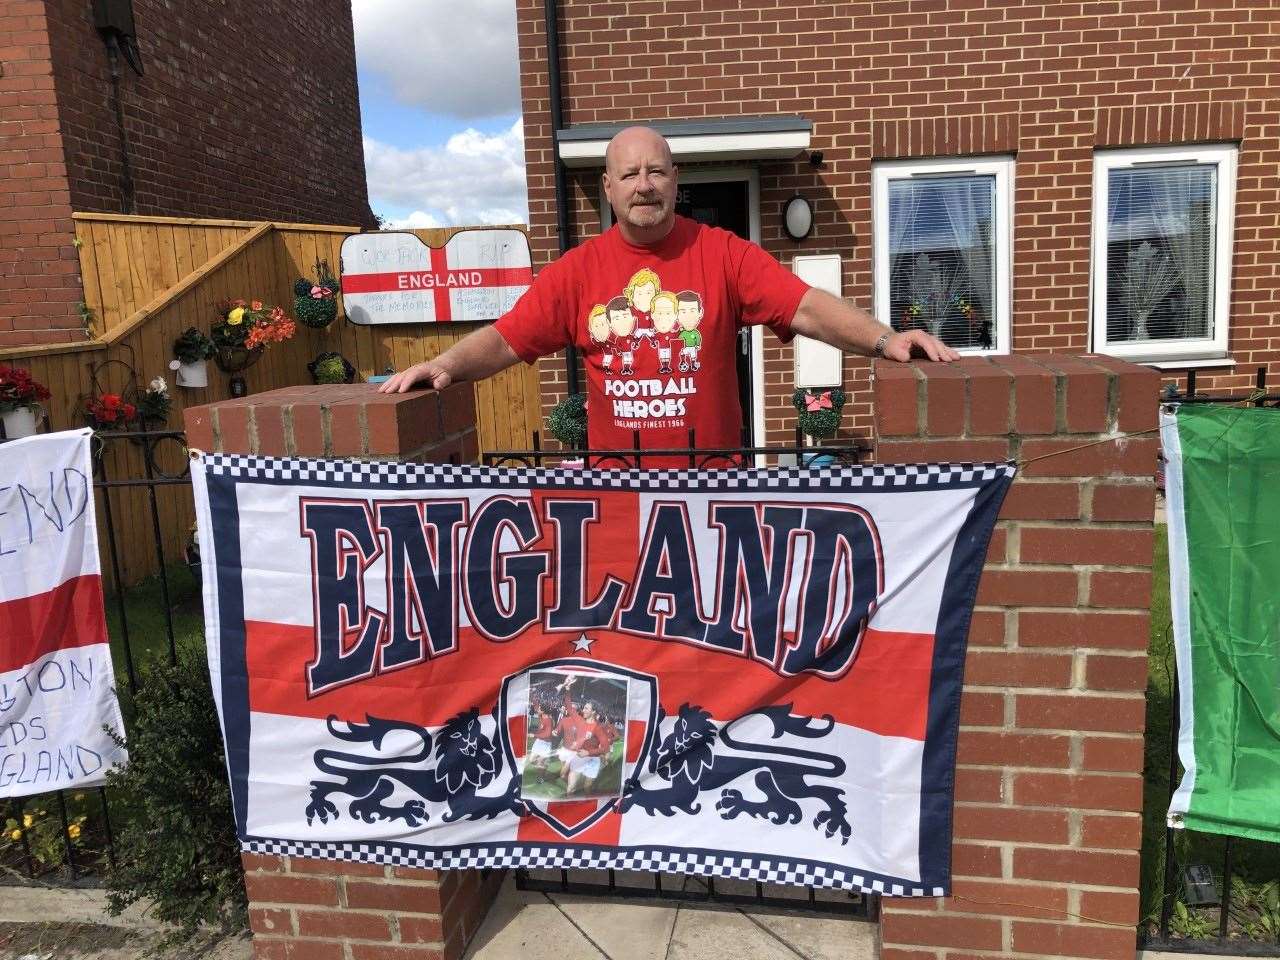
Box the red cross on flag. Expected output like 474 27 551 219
340 229 533 325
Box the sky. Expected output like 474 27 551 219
352 0 528 229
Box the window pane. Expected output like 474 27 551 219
888 175 996 350
1106 164 1216 343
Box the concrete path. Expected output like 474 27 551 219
464 875 877 960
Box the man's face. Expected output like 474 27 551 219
583 703 596 721
608 308 634 337
588 314 609 343
678 301 702 330
652 300 677 333
603 130 677 234
631 281 657 313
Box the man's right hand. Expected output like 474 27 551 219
378 360 452 394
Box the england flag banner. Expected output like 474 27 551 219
1 429 128 798
192 455 1012 894
340 229 533 325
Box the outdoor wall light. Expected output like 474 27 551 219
783 195 814 241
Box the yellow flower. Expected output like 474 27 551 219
22 814 33 828
68 824 82 840
226 307 246 326
8 829 20 841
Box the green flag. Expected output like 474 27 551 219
1162 404 1280 842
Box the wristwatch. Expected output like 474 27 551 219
873 332 891 358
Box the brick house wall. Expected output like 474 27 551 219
514 0 1280 448
0 1 82 346
0 0 374 347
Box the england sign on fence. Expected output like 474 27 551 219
339 229 533 326
0 429 127 798
193 455 1012 894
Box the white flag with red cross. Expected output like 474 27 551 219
340 229 533 326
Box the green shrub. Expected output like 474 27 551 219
103 643 246 943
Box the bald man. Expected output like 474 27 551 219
381 126 957 464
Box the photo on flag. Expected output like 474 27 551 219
519 669 629 803
192 454 1012 894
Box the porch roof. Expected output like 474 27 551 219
555 116 812 168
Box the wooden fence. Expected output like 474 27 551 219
2 214 543 587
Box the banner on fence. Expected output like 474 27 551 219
340 229 533 325
1162 405 1280 843
192 455 1012 894
0 429 128 799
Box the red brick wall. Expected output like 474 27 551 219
43 0 374 227
0 0 374 348
515 0 1280 447
0 1 81 345
875 354 1156 959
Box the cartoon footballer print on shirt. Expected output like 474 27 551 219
593 270 705 431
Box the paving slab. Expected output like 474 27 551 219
465 878 606 960
666 903 802 960
547 893 679 960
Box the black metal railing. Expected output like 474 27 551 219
1 426 192 885
1142 367 1280 955
485 426 865 470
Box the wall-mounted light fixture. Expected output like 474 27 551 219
783 195 813 242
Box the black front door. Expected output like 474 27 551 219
675 179 754 445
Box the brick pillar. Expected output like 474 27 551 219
183 383 479 463
184 383 498 960
873 355 1158 960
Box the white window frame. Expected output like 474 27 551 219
1090 144 1237 363
872 155 1014 356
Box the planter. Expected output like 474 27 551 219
1 405 38 439
175 359 209 388
213 344 264 375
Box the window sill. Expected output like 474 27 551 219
1139 357 1236 371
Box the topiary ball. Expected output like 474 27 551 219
307 352 355 385
546 392 587 449
792 387 847 440
294 276 339 329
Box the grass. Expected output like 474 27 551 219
102 562 206 694
1139 523 1280 936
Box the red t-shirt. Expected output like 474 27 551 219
494 217 810 465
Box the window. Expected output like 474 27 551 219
1091 145 1237 363
873 157 1013 354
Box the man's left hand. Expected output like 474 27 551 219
883 329 961 363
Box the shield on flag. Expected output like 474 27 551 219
499 658 659 837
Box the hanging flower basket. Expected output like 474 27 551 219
294 263 340 329
213 344 265 375
792 387 847 440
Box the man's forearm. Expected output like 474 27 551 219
434 325 522 384
789 288 893 356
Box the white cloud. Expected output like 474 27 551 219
352 0 521 120
383 210 443 229
364 120 528 227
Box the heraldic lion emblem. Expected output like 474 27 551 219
305 708 523 827
619 703 852 843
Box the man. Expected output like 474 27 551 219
561 700 610 796
380 126 957 462
525 697 555 772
